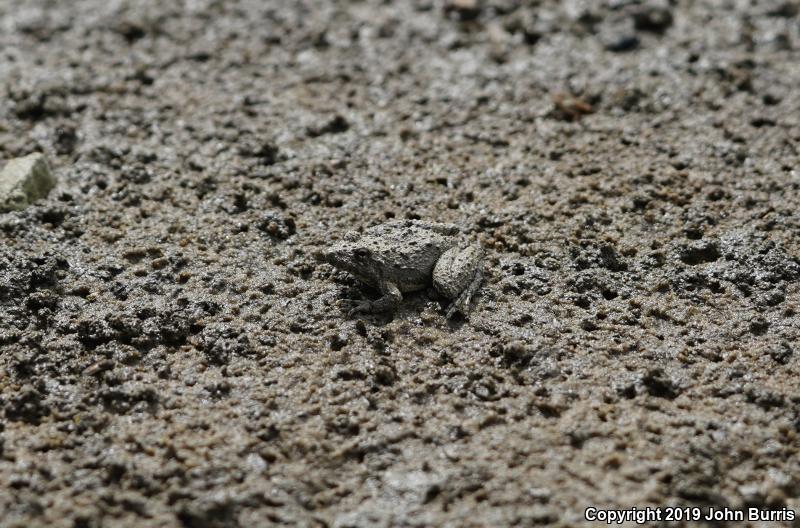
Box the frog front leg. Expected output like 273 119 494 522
347 280 403 315
433 245 484 318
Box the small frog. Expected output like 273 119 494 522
319 220 483 318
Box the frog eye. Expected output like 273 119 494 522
355 247 370 259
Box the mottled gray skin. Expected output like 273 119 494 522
321 220 483 317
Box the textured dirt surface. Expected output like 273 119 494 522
2 1 800 527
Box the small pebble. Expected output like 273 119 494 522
0 153 56 212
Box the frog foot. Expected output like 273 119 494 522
338 298 373 316
445 266 483 319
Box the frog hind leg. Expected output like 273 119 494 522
444 266 483 319
432 245 484 318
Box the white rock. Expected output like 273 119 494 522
0 153 56 212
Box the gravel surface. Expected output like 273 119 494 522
2 1 800 527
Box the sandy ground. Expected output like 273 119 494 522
1 1 800 526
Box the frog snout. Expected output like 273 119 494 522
315 248 341 266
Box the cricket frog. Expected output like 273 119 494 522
319 220 483 318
